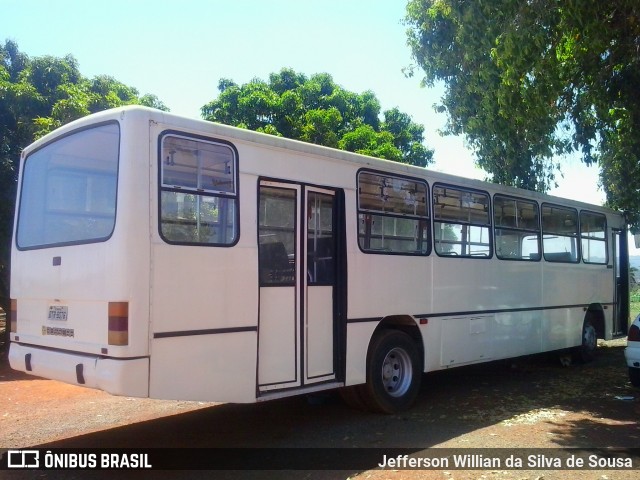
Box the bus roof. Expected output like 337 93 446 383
23 105 621 219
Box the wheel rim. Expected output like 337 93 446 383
583 324 596 352
381 347 413 397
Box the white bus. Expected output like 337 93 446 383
8 106 629 413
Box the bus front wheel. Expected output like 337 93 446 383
362 329 421 414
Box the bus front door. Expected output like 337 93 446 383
257 180 341 393
613 230 629 336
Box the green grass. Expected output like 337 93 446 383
631 300 640 322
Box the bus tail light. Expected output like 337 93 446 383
10 299 17 333
108 302 129 346
628 325 640 342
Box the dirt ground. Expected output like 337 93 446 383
1 339 639 479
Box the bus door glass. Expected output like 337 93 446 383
257 180 338 392
613 230 629 336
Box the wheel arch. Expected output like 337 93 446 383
372 315 424 371
584 303 606 339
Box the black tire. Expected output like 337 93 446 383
338 385 370 411
629 367 640 388
573 319 597 363
361 329 422 414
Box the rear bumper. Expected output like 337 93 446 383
624 343 640 369
9 342 149 398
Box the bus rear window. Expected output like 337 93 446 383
16 122 120 250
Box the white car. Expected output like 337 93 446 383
625 314 640 387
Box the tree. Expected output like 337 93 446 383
405 0 640 227
630 266 639 292
0 40 167 355
201 68 434 167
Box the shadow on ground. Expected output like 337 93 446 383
3 342 639 480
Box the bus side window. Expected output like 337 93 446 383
433 184 491 258
357 171 429 255
494 195 541 261
541 204 579 263
580 211 607 264
159 133 238 246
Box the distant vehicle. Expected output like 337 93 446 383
625 314 640 387
8 106 630 413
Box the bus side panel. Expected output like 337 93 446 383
148 244 259 402
431 257 498 316
542 307 583 351
440 315 494 366
149 333 257 402
581 263 616 339
542 262 610 351
345 248 430 384
432 257 544 363
493 311 542 358
345 322 377 386
149 245 258 333
488 260 543 359
347 252 430 321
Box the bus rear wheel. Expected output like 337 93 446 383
339 385 371 410
362 329 421 414
573 319 597 363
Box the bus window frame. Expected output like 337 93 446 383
493 194 542 262
541 202 580 263
356 168 430 257
158 130 240 248
16 120 121 251
579 210 608 265
432 182 493 259
257 185 298 287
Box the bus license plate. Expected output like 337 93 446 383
48 305 68 321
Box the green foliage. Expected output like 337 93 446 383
338 125 403 161
201 68 434 167
405 0 640 227
0 40 168 337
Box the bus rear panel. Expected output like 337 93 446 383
9 116 150 397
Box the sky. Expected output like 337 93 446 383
1 0 605 206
